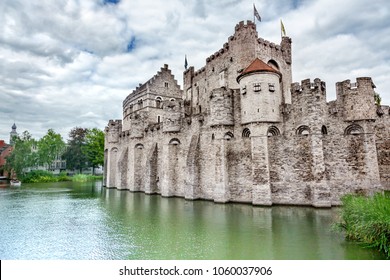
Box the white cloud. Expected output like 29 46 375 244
0 0 389 141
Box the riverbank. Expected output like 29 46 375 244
19 170 102 183
336 193 390 259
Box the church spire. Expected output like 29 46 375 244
10 123 17 145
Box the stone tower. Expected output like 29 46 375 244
10 123 17 145
237 58 282 124
336 77 377 121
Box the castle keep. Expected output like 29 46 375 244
104 20 390 207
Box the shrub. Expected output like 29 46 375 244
337 193 390 258
20 170 71 183
71 174 103 182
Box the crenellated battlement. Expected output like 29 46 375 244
206 44 230 64
257 38 282 51
105 119 122 144
291 78 326 95
290 78 328 125
234 20 256 32
336 77 376 94
336 77 377 121
105 19 388 207
107 119 122 129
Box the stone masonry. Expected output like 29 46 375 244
104 20 390 207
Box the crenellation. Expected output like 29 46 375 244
105 19 389 207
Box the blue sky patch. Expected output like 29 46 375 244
103 0 120 5
126 37 136 52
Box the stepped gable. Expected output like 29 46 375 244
237 58 281 82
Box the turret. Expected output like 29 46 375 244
209 87 234 126
290 78 328 133
163 99 182 133
237 58 282 124
105 120 122 144
336 77 377 121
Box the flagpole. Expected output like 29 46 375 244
253 3 255 24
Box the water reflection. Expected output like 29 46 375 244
100 188 384 260
0 181 385 260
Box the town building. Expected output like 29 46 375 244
0 140 13 178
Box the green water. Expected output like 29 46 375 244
0 180 385 260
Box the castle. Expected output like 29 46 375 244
104 20 390 207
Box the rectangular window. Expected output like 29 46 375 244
242 86 246 95
269 83 275 92
254 83 261 92
164 82 169 88
219 71 226 87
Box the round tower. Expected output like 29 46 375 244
209 87 234 126
237 58 282 124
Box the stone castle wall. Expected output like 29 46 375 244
104 20 389 207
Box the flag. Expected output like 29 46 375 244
253 4 261 22
184 55 188 70
281 19 286 37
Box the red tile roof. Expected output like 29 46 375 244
237 58 281 82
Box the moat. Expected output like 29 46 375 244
0 180 385 260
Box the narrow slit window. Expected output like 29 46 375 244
242 86 247 95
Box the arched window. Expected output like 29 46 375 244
169 138 181 145
296 125 310 135
344 124 364 135
211 133 215 140
268 126 281 136
267 59 280 70
155 97 162 108
242 128 251 138
224 131 234 140
321 125 328 135
135 143 144 149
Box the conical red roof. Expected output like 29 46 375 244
237 58 281 82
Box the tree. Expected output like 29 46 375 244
37 129 65 168
63 127 88 173
82 128 105 174
374 92 382 106
4 131 37 178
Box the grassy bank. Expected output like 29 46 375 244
71 174 103 182
336 193 390 258
20 170 102 183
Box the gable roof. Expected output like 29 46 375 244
237 58 281 82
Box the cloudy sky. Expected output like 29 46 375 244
1 0 389 141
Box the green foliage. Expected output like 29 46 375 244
21 170 71 183
71 174 103 182
63 127 89 173
82 128 105 173
374 92 382 105
37 129 65 167
4 131 38 178
336 193 390 258
6 126 104 178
